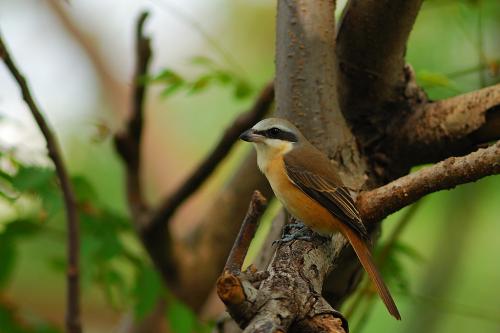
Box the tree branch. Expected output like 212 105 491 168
112 12 276 309
1 33 82 333
114 11 151 222
275 0 366 188
336 0 424 120
149 81 274 229
143 80 274 295
390 84 500 167
357 141 500 224
112 11 179 287
223 191 267 274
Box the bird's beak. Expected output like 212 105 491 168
239 129 262 142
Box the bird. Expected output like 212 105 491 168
239 117 401 320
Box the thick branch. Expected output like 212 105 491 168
357 141 500 223
275 0 366 187
149 81 274 228
1 34 81 333
390 84 500 167
336 0 424 120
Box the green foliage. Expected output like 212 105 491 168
166 297 213 333
0 302 61 333
376 240 424 294
0 152 212 332
132 265 163 319
147 56 253 100
417 70 462 93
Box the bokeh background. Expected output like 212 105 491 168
0 0 499 332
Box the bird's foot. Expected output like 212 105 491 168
273 225 314 245
283 222 305 234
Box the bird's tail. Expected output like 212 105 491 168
343 227 401 320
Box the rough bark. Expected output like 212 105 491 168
390 84 500 168
275 0 366 188
337 0 424 121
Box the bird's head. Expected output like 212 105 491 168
240 118 303 169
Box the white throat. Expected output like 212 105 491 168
253 140 294 174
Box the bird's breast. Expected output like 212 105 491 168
264 156 340 235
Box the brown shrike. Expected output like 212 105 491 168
240 117 400 320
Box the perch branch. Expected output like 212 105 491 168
1 33 82 333
149 81 274 229
391 83 500 166
224 190 267 274
217 192 267 326
358 141 500 223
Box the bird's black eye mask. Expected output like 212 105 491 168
255 127 298 142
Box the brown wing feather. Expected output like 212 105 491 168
283 145 368 240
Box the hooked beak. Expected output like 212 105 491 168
239 129 263 142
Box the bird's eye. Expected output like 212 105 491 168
268 127 281 137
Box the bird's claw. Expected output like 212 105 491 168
273 226 314 246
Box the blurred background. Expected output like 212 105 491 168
0 0 499 332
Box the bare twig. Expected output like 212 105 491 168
1 34 82 333
224 190 267 274
216 191 267 324
149 81 274 228
112 11 178 285
358 141 500 224
114 11 152 221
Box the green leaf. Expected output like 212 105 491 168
161 82 184 97
212 70 233 84
190 56 216 68
11 166 54 192
133 265 163 319
188 75 213 94
166 300 198 333
71 176 97 203
417 70 459 90
0 304 26 333
234 79 253 99
100 267 128 310
0 241 15 289
393 242 424 263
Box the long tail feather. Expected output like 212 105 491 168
343 227 401 320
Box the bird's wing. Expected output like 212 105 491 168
283 149 368 240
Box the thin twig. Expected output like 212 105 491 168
114 11 152 222
112 12 177 284
1 34 82 333
358 141 500 224
224 190 268 274
149 81 274 229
